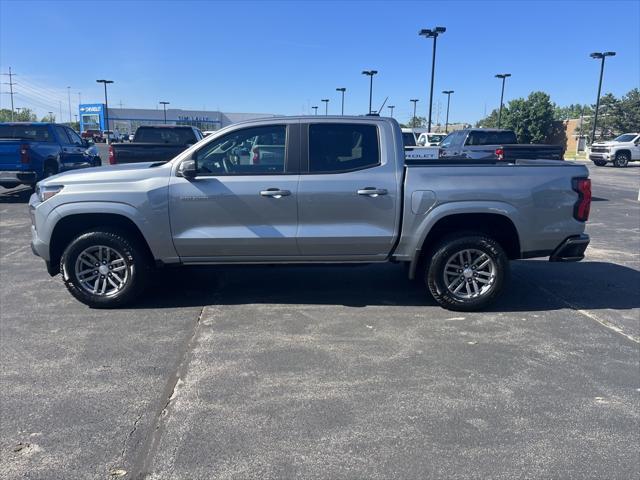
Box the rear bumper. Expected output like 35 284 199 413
550 234 590 262
0 170 37 186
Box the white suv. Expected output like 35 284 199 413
589 133 640 167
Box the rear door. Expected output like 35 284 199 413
168 122 301 259
296 121 399 259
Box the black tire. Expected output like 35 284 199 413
592 159 607 167
60 229 151 308
43 162 58 179
426 234 509 312
613 152 630 168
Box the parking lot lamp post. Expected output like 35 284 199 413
419 27 445 132
410 99 419 126
336 88 346 115
442 90 454 133
312 106 318 115
160 101 170 124
362 70 378 114
388 105 395 117
589 51 616 143
96 79 114 144
495 73 511 128
322 99 329 115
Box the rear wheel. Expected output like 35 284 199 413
43 162 58 179
613 152 630 168
60 229 151 308
426 234 509 311
592 159 607 167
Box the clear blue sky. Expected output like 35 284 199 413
1 0 638 124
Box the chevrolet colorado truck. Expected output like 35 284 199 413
0 122 100 189
439 128 564 162
29 116 591 311
589 133 640 167
108 125 203 165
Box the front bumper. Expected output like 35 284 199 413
589 153 610 161
0 170 37 186
550 234 590 262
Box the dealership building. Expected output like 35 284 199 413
78 104 276 134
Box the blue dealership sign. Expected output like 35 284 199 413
79 104 105 131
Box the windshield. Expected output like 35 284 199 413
135 127 196 144
427 134 446 144
402 132 416 147
613 134 638 142
0 125 53 142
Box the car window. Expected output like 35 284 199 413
308 124 379 174
66 128 83 145
0 125 53 142
194 125 286 175
54 125 72 144
613 134 638 142
135 128 196 144
402 132 416 147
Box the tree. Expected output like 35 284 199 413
40 113 56 123
408 116 427 128
0 108 37 122
554 103 592 121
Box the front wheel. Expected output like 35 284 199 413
426 234 509 311
592 159 607 167
613 152 630 168
60 229 151 308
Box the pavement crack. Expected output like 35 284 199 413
128 305 207 479
119 411 144 461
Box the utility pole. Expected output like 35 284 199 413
336 88 346 115
442 90 454 133
362 70 378 114
419 27 446 132
312 106 318 115
48 111 53 123
96 79 114 144
59 101 63 125
160 101 170 124
67 86 72 124
410 99 419 127
590 51 616 143
2 67 16 120
495 73 511 128
321 99 329 115
388 105 395 117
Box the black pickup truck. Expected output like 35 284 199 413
108 125 203 164
438 129 564 162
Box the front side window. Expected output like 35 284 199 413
66 128 83 145
308 124 379 173
54 125 72 144
194 125 286 175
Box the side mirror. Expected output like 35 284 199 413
178 159 197 179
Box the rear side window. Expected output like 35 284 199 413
135 128 196 144
308 124 379 173
54 125 72 144
0 125 53 142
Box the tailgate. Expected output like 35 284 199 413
0 140 22 169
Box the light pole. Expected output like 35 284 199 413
495 73 511 128
590 51 616 143
67 86 72 124
388 105 395 117
312 106 318 115
362 70 378 114
48 111 53 123
419 27 446 132
160 101 170 124
336 88 346 115
321 99 329 115
410 99 419 127
442 90 454 133
96 79 114 144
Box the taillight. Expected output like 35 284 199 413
252 147 260 164
20 143 30 164
495 148 504 161
108 145 116 165
572 177 591 222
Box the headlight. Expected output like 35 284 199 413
37 185 64 202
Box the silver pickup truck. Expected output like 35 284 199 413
29 116 591 311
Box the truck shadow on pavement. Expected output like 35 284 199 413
136 260 640 313
0 187 32 203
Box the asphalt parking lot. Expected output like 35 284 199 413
1 162 638 479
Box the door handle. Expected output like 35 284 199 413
260 188 291 198
357 187 388 197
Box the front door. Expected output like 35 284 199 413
168 123 300 260
296 122 399 259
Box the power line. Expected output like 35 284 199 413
1 67 16 120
